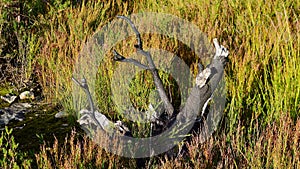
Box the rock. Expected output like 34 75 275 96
55 111 68 118
19 91 34 100
0 94 17 104
0 109 10 125
10 103 32 110
0 108 26 126
0 103 32 126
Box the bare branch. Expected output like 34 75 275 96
115 15 174 117
72 77 95 113
72 76 100 127
73 76 131 136
117 15 143 49
208 38 229 91
113 50 149 69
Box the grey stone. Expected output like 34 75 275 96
55 111 68 118
19 91 34 100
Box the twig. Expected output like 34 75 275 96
117 15 143 49
113 50 149 69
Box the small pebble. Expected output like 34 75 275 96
55 111 68 118
19 91 35 100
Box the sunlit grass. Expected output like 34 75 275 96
0 0 299 168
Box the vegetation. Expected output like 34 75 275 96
0 127 31 168
0 0 299 168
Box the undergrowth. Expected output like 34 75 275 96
0 0 299 168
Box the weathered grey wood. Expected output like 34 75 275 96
73 76 132 136
113 16 174 117
75 16 229 144
113 50 149 70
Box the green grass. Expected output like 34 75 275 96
0 0 299 168
0 127 32 168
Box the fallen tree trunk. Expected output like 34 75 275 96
73 15 229 157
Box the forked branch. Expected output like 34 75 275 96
113 50 149 69
113 16 174 117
